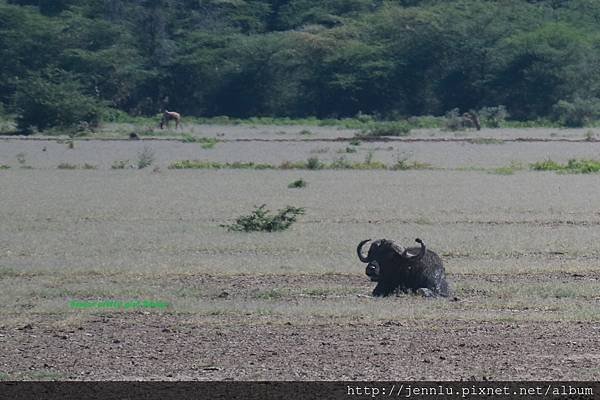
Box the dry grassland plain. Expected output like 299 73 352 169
0 126 599 380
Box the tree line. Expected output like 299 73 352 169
1 0 600 131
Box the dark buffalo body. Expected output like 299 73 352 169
357 238 449 297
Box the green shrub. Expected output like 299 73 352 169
306 157 323 170
222 205 305 232
478 106 508 128
529 159 563 171
288 179 307 189
14 69 108 133
551 98 600 127
442 108 465 131
136 146 155 169
360 121 411 137
530 158 600 173
57 163 77 169
111 160 132 169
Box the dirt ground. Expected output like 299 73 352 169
1 279 599 381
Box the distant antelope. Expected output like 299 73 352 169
160 110 181 129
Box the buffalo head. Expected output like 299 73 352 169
357 238 427 290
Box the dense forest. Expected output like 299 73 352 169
2 0 600 130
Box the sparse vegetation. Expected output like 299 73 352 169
136 146 155 169
222 205 305 232
169 157 432 171
468 138 505 145
478 106 508 128
169 160 274 170
111 160 132 169
200 138 218 149
288 179 307 189
359 121 411 137
305 157 323 170
530 159 600 174
490 162 524 175
57 163 77 169
57 163 97 170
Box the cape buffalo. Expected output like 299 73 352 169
357 238 449 297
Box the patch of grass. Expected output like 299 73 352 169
200 138 218 149
298 129 313 135
530 158 600 173
467 138 505 145
391 160 431 170
181 134 198 143
0 164 10 170
490 161 524 175
57 163 78 169
454 166 487 172
136 146 155 169
330 156 387 170
170 157 432 171
82 163 97 170
222 204 305 232
111 159 131 169
169 160 274 169
359 121 411 137
288 179 307 189
349 139 361 146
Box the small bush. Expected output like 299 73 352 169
306 157 323 170
529 159 563 171
111 160 132 169
137 146 155 169
551 98 600 127
584 131 596 141
222 205 305 232
530 158 600 173
57 163 78 169
360 121 411 137
288 179 307 189
443 108 465 131
478 106 508 128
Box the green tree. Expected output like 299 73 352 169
14 69 107 132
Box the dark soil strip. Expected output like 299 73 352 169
2 136 600 143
